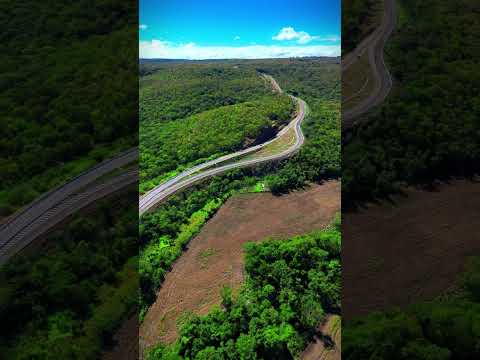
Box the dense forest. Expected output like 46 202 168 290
343 0 480 206
343 257 480 359
140 94 294 193
253 58 340 102
342 0 379 53
148 218 341 359
0 0 137 217
0 192 137 359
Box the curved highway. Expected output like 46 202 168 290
0 75 306 262
343 0 397 128
0 149 138 265
139 75 307 215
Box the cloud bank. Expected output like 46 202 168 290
139 40 340 59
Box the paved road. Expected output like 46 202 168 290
0 149 138 265
139 75 307 215
343 0 397 128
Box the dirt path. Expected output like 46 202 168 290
140 181 340 349
343 180 480 320
300 315 341 360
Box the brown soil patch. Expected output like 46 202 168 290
343 180 480 320
301 315 341 360
140 181 340 350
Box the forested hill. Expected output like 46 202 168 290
140 65 273 124
140 95 295 193
138 58 341 325
139 63 296 193
0 0 137 217
253 58 341 102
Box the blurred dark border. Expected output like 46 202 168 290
342 0 480 358
0 1 139 358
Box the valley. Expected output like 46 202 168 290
139 57 341 359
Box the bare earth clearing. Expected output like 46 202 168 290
140 181 340 349
343 180 480 320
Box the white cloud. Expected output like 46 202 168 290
298 32 314 44
139 24 148 30
272 27 339 44
273 27 304 41
234 35 241 40
139 39 340 59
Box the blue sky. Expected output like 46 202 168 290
139 0 340 59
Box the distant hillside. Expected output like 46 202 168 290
139 57 340 75
139 56 340 65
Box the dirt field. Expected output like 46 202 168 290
140 180 340 349
343 180 480 320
